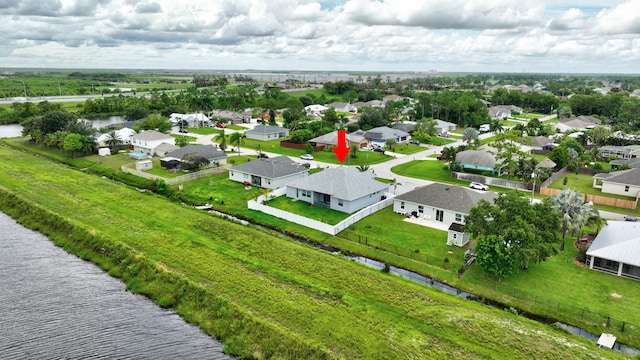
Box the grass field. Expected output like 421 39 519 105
266 195 351 225
549 173 637 201
391 160 468 186
1 145 624 359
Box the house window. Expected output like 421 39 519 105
266 179 271 185
455 213 463 222
243 174 248 179
400 202 405 210
301 190 310 198
231 171 234 176
453 233 457 239
418 205 424 213
338 199 343 206
625 186 630 192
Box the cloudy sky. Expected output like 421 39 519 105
1 0 639 73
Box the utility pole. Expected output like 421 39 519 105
19 80 27 98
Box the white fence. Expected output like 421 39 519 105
248 189 394 235
121 165 227 185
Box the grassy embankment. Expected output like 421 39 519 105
0 144 630 359
6 137 640 349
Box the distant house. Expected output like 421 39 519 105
309 131 368 149
529 136 554 151
245 125 290 141
169 113 211 128
353 100 383 109
352 126 410 146
154 143 180 157
325 102 355 113
208 110 250 124
488 105 522 120
434 119 457 136
598 145 640 160
229 156 308 189
304 104 329 117
535 158 557 170
586 221 640 280
164 145 227 167
130 130 176 156
393 183 499 247
455 149 503 175
391 122 416 134
96 127 137 146
593 168 640 198
555 116 602 133
382 95 403 104
285 167 389 214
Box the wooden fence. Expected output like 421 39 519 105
539 187 639 210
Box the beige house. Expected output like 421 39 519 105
593 168 640 198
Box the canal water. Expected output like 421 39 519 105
0 211 232 359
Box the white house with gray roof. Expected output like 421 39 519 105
593 168 640 198
586 221 640 280
352 126 410 146
245 124 290 141
285 167 389 213
229 156 308 189
393 183 499 247
164 145 227 166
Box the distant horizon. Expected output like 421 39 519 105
2 1 639 74
3 67 639 77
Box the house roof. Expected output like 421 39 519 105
309 131 366 146
586 221 640 267
392 122 416 133
395 183 499 214
593 168 640 186
165 145 226 161
155 143 179 152
448 223 465 232
285 167 388 201
246 124 288 135
230 156 307 178
456 149 497 168
353 126 409 141
530 136 553 148
610 158 640 169
132 130 173 141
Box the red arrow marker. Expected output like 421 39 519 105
332 129 350 163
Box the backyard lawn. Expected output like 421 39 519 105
391 160 468 186
266 195 351 225
548 173 636 200
386 143 427 155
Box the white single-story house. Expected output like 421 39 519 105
164 145 227 167
245 125 290 141
598 145 640 160
529 136 554 151
309 131 368 149
305 104 329 117
555 116 601 133
434 119 457 136
325 102 356 113
285 167 389 214
586 221 640 280
593 168 640 198
208 110 250 124
393 183 499 247
352 126 410 146
229 156 308 189
488 105 522 120
130 130 176 156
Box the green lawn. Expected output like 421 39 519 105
185 127 224 135
4 145 622 359
266 195 351 225
430 137 456 146
386 143 426 155
478 136 495 145
549 173 636 201
225 124 246 130
391 160 468 186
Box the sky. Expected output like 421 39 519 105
1 0 639 74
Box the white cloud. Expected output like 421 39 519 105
0 0 638 73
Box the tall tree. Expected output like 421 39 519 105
551 189 594 251
229 132 246 155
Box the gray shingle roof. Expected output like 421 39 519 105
132 130 173 141
587 221 640 267
246 124 288 134
530 136 553 148
593 168 640 186
395 183 499 214
230 156 307 178
285 167 388 201
309 131 365 146
455 150 497 168
353 126 409 141
165 145 226 161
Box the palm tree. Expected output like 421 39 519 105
106 130 121 149
551 189 593 251
229 132 246 155
441 146 457 170
356 164 370 172
214 132 227 151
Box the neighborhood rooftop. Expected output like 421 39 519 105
285 167 388 201
587 221 640 268
230 156 307 178
395 182 499 214
594 168 640 187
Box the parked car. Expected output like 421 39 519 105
625 216 637 222
469 182 489 191
178 129 189 133
300 162 311 168
409 140 420 145
300 154 314 160
215 123 227 128
373 147 385 153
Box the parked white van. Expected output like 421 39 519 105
479 124 491 133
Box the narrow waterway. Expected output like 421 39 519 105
0 212 232 359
